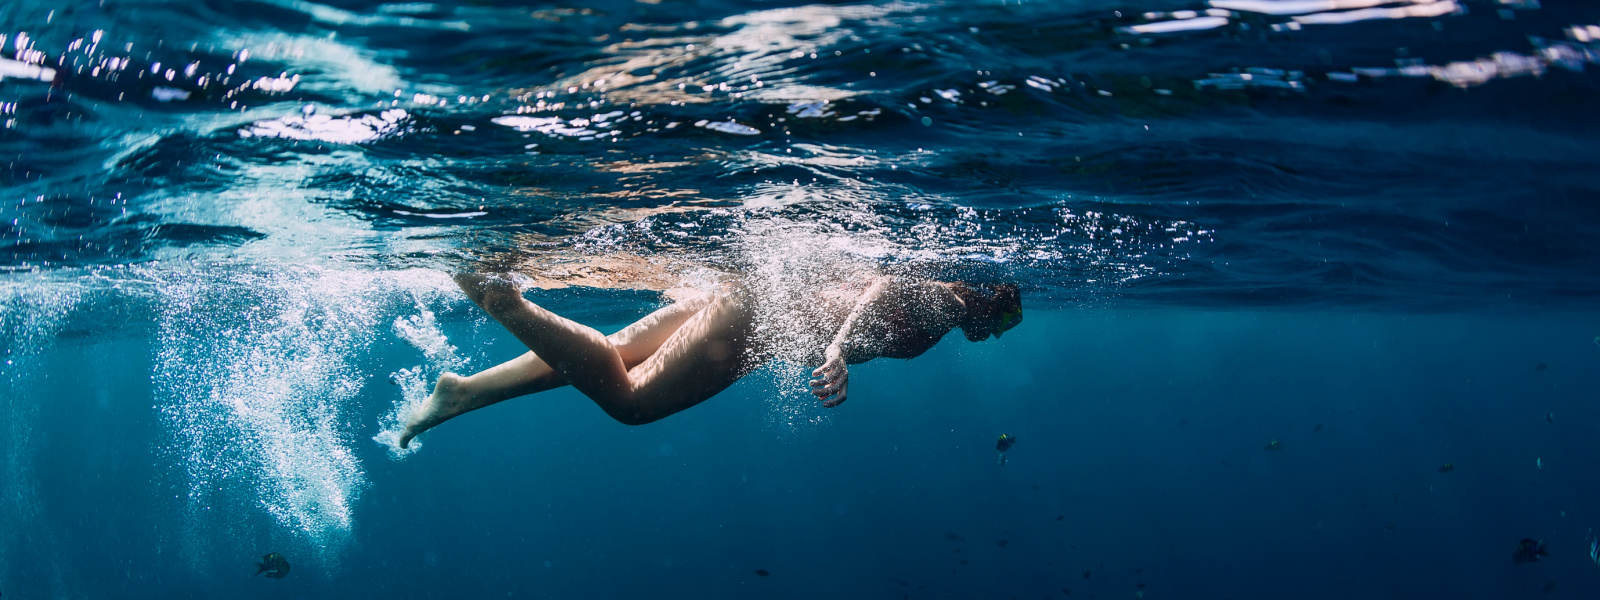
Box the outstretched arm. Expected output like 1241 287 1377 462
808 276 892 407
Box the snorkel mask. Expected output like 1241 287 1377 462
994 305 1023 337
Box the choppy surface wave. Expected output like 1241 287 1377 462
0 0 1593 310
1 0 1597 309
1 2 1599 593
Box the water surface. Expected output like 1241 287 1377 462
2 0 1599 598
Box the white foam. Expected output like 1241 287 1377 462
731 211 894 430
239 108 408 144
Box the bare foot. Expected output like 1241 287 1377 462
453 272 522 310
399 373 470 449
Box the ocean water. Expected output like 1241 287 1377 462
2 0 1598 598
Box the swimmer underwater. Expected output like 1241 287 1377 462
397 273 1022 448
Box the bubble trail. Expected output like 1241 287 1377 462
374 292 470 459
154 265 385 571
0 278 82 598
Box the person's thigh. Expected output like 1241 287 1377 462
609 290 713 367
611 290 764 423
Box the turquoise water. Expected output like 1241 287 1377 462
3 0 1600 597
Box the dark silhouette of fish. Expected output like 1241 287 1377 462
1438 463 1454 473
944 532 965 542
996 434 1017 452
255 553 290 578
1513 539 1549 564
753 569 769 577
1264 439 1282 451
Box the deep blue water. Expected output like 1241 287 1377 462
3 0 1600 598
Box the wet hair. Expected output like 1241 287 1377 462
950 282 1022 327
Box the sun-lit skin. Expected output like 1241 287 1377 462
398 273 1018 447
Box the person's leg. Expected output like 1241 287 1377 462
605 286 764 424
398 287 713 448
443 287 715 405
459 274 763 425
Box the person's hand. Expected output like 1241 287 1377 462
809 345 849 407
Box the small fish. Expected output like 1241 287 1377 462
1537 458 1544 469
1313 423 1323 433
1513 539 1550 564
996 434 1017 452
1535 362 1548 372
254 553 290 578
1055 515 1065 521
997 539 1009 547
1546 412 1554 423
1265 439 1282 451
753 569 769 577
944 531 965 542
1438 462 1454 473
1082 570 1091 579
1384 522 1397 532
1543 581 1556 593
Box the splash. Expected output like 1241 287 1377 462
373 293 470 459
154 265 384 570
732 208 894 431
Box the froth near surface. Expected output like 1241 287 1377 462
153 266 455 570
0 279 83 598
733 212 890 429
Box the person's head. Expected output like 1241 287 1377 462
951 282 1022 342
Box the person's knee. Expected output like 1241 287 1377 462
479 285 525 314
